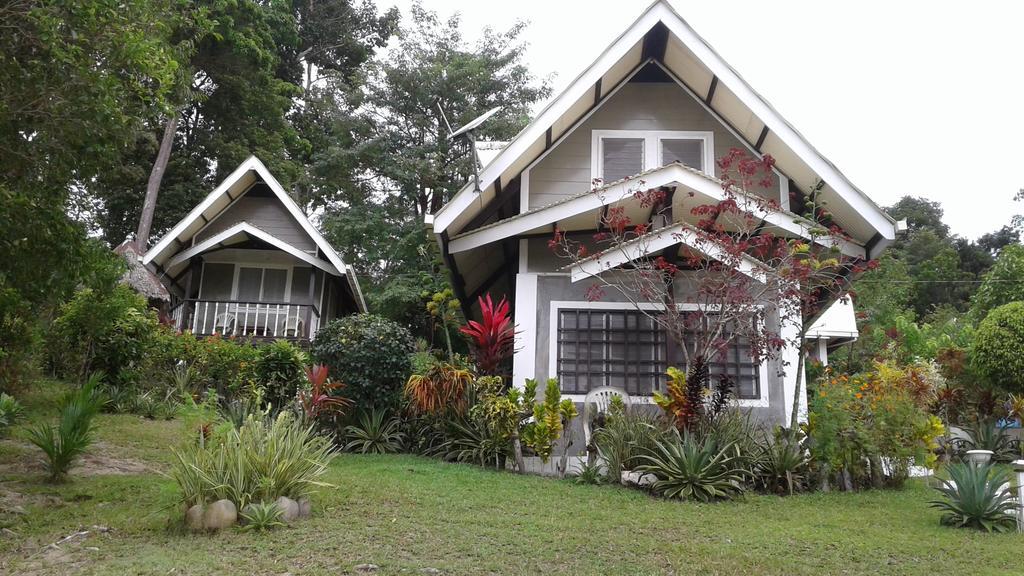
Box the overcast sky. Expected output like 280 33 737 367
378 0 1022 239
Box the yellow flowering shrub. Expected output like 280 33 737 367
807 360 944 489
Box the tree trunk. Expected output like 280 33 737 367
512 433 525 473
788 329 808 430
558 424 574 479
135 113 179 251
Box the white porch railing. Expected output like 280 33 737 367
169 299 320 340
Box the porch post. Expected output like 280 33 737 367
511 273 538 391
181 258 200 332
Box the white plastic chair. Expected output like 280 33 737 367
277 315 304 338
213 313 236 336
582 386 631 448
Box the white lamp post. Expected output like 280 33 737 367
964 449 994 466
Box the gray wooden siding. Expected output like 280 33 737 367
528 82 772 209
195 196 316 251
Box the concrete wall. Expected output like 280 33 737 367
519 271 788 428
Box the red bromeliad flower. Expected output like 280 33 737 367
459 294 515 376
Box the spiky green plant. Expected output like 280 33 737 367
344 409 404 454
240 501 285 532
929 462 1017 532
754 431 809 495
0 393 24 435
24 374 106 481
635 433 750 502
573 459 605 486
169 412 334 509
958 420 1017 462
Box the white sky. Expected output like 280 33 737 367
379 0 1023 239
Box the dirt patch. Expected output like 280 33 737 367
0 440 152 478
3 525 113 576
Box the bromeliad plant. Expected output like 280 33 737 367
459 294 515 377
929 462 1017 533
344 408 404 454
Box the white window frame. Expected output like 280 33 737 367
591 130 715 183
548 300 769 407
232 264 293 303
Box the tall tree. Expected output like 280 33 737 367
321 2 550 326
1 0 193 386
85 0 397 246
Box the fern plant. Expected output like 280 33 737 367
344 409 404 454
929 462 1017 532
24 374 106 481
635 433 750 502
240 501 286 532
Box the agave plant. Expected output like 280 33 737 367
929 462 1017 532
344 409 404 454
635 433 750 502
458 294 515 376
440 413 509 467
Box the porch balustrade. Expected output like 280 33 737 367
168 299 320 340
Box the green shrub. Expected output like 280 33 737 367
929 462 1016 532
253 340 307 410
169 412 334 509
973 301 1024 393
140 327 258 398
0 392 24 435
807 362 945 490
310 314 414 411
0 287 42 391
24 374 106 481
344 408 404 454
635 433 750 502
49 285 157 387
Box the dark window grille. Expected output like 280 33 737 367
556 309 760 399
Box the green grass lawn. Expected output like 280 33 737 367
1 383 1021 575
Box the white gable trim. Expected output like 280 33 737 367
143 156 348 274
448 163 865 259
167 222 340 276
431 0 895 243
431 5 660 234
567 222 769 283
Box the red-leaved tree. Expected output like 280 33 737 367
551 149 874 429
459 294 516 377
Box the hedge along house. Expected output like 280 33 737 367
428 0 901 426
142 156 366 341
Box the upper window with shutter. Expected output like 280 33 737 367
592 130 713 184
600 138 645 183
